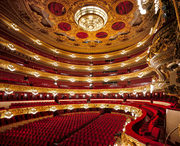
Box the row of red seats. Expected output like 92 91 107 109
0 51 148 77
60 113 126 146
0 111 53 127
0 112 100 145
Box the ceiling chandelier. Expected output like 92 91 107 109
74 6 108 31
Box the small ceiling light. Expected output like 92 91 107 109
52 62 58 67
34 55 40 60
34 39 42 45
34 72 40 77
7 43 16 51
70 54 76 58
69 78 75 82
104 66 110 70
11 23 19 31
88 56 93 59
7 65 15 72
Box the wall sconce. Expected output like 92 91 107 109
83 104 89 109
88 56 93 59
104 66 110 70
114 105 120 110
34 72 40 77
7 65 16 72
11 23 19 31
29 108 38 114
104 54 110 58
50 106 57 112
121 50 127 55
52 62 58 67
100 104 105 109
69 78 75 82
32 90 38 95
7 43 16 51
67 105 74 110
70 54 76 58
34 39 42 45
34 55 40 60
52 91 58 97
4 111 14 119
87 78 92 83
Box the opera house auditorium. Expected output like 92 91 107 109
0 0 180 145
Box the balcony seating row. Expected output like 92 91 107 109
1 34 147 65
9 102 58 108
0 70 153 89
0 51 148 77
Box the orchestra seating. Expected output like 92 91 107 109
0 112 100 145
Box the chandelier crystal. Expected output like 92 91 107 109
74 6 108 31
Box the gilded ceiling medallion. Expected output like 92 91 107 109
1 0 160 53
74 6 108 32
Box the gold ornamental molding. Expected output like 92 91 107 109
0 37 147 72
0 103 142 120
0 0 162 54
0 59 154 82
0 83 155 94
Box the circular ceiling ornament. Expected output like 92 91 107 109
76 32 88 39
48 2 66 16
112 22 125 30
116 1 133 15
96 32 108 38
58 22 71 31
74 6 108 31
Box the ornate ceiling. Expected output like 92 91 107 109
0 0 159 53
